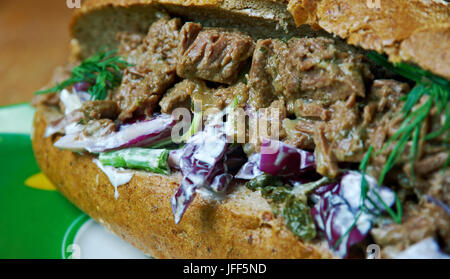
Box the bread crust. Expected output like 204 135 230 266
71 0 449 79
288 0 450 79
32 106 332 258
69 0 311 61
35 0 448 259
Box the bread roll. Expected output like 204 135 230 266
32 0 449 258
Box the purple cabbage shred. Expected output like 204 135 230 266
171 122 234 224
311 171 396 258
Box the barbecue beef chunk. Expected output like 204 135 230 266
32 64 75 107
116 31 145 65
288 96 363 165
313 122 340 178
247 37 373 112
159 79 246 114
159 79 201 114
114 18 181 120
243 99 288 154
294 99 331 121
324 97 363 163
371 202 450 257
193 82 246 113
177 22 255 85
417 168 450 206
281 79 410 177
412 152 449 176
81 100 119 122
282 118 315 150
429 168 450 206
367 79 410 114
82 119 116 138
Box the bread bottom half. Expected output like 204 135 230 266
32 105 333 259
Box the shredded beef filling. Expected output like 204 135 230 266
177 22 255 85
114 17 181 121
42 15 448 258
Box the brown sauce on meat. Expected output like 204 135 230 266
51 15 449 256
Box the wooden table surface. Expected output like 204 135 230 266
0 0 73 106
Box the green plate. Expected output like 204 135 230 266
0 103 147 259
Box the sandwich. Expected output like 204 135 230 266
31 0 450 259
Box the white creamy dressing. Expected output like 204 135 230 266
180 112 230 204
340 171 395 213
274 149 288 166
60 89 84 115
196 187 227 202
54 132 89 152
85 115 172 153
93 159 133 199
193 139 226 166
64 122 84 135
273 145 295 166
393 238 450 259
192 112 227 167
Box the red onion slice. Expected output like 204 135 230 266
54 114 176 153
44 109 84 138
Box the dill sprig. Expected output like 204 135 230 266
360 53 448 218
335 54 450 251
368 52 450 186
368 52 450 87
35 49 131 100
334 146 372 249
335 146 404 250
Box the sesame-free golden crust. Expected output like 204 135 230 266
72 0 449 79
32 106 332 259
287 0 450 79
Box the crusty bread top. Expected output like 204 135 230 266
288 0 450 79
71 0 449 79
70 0 330 60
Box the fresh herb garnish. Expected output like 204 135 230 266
283 196 316 241
260 186 293 203
245 174 317 240
368 52 449 185
334 147 372 249
368 52 449 87
291 177 330 197
35 49 131 100
245 173 284 190
334 146 403 249
349 53 450 229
